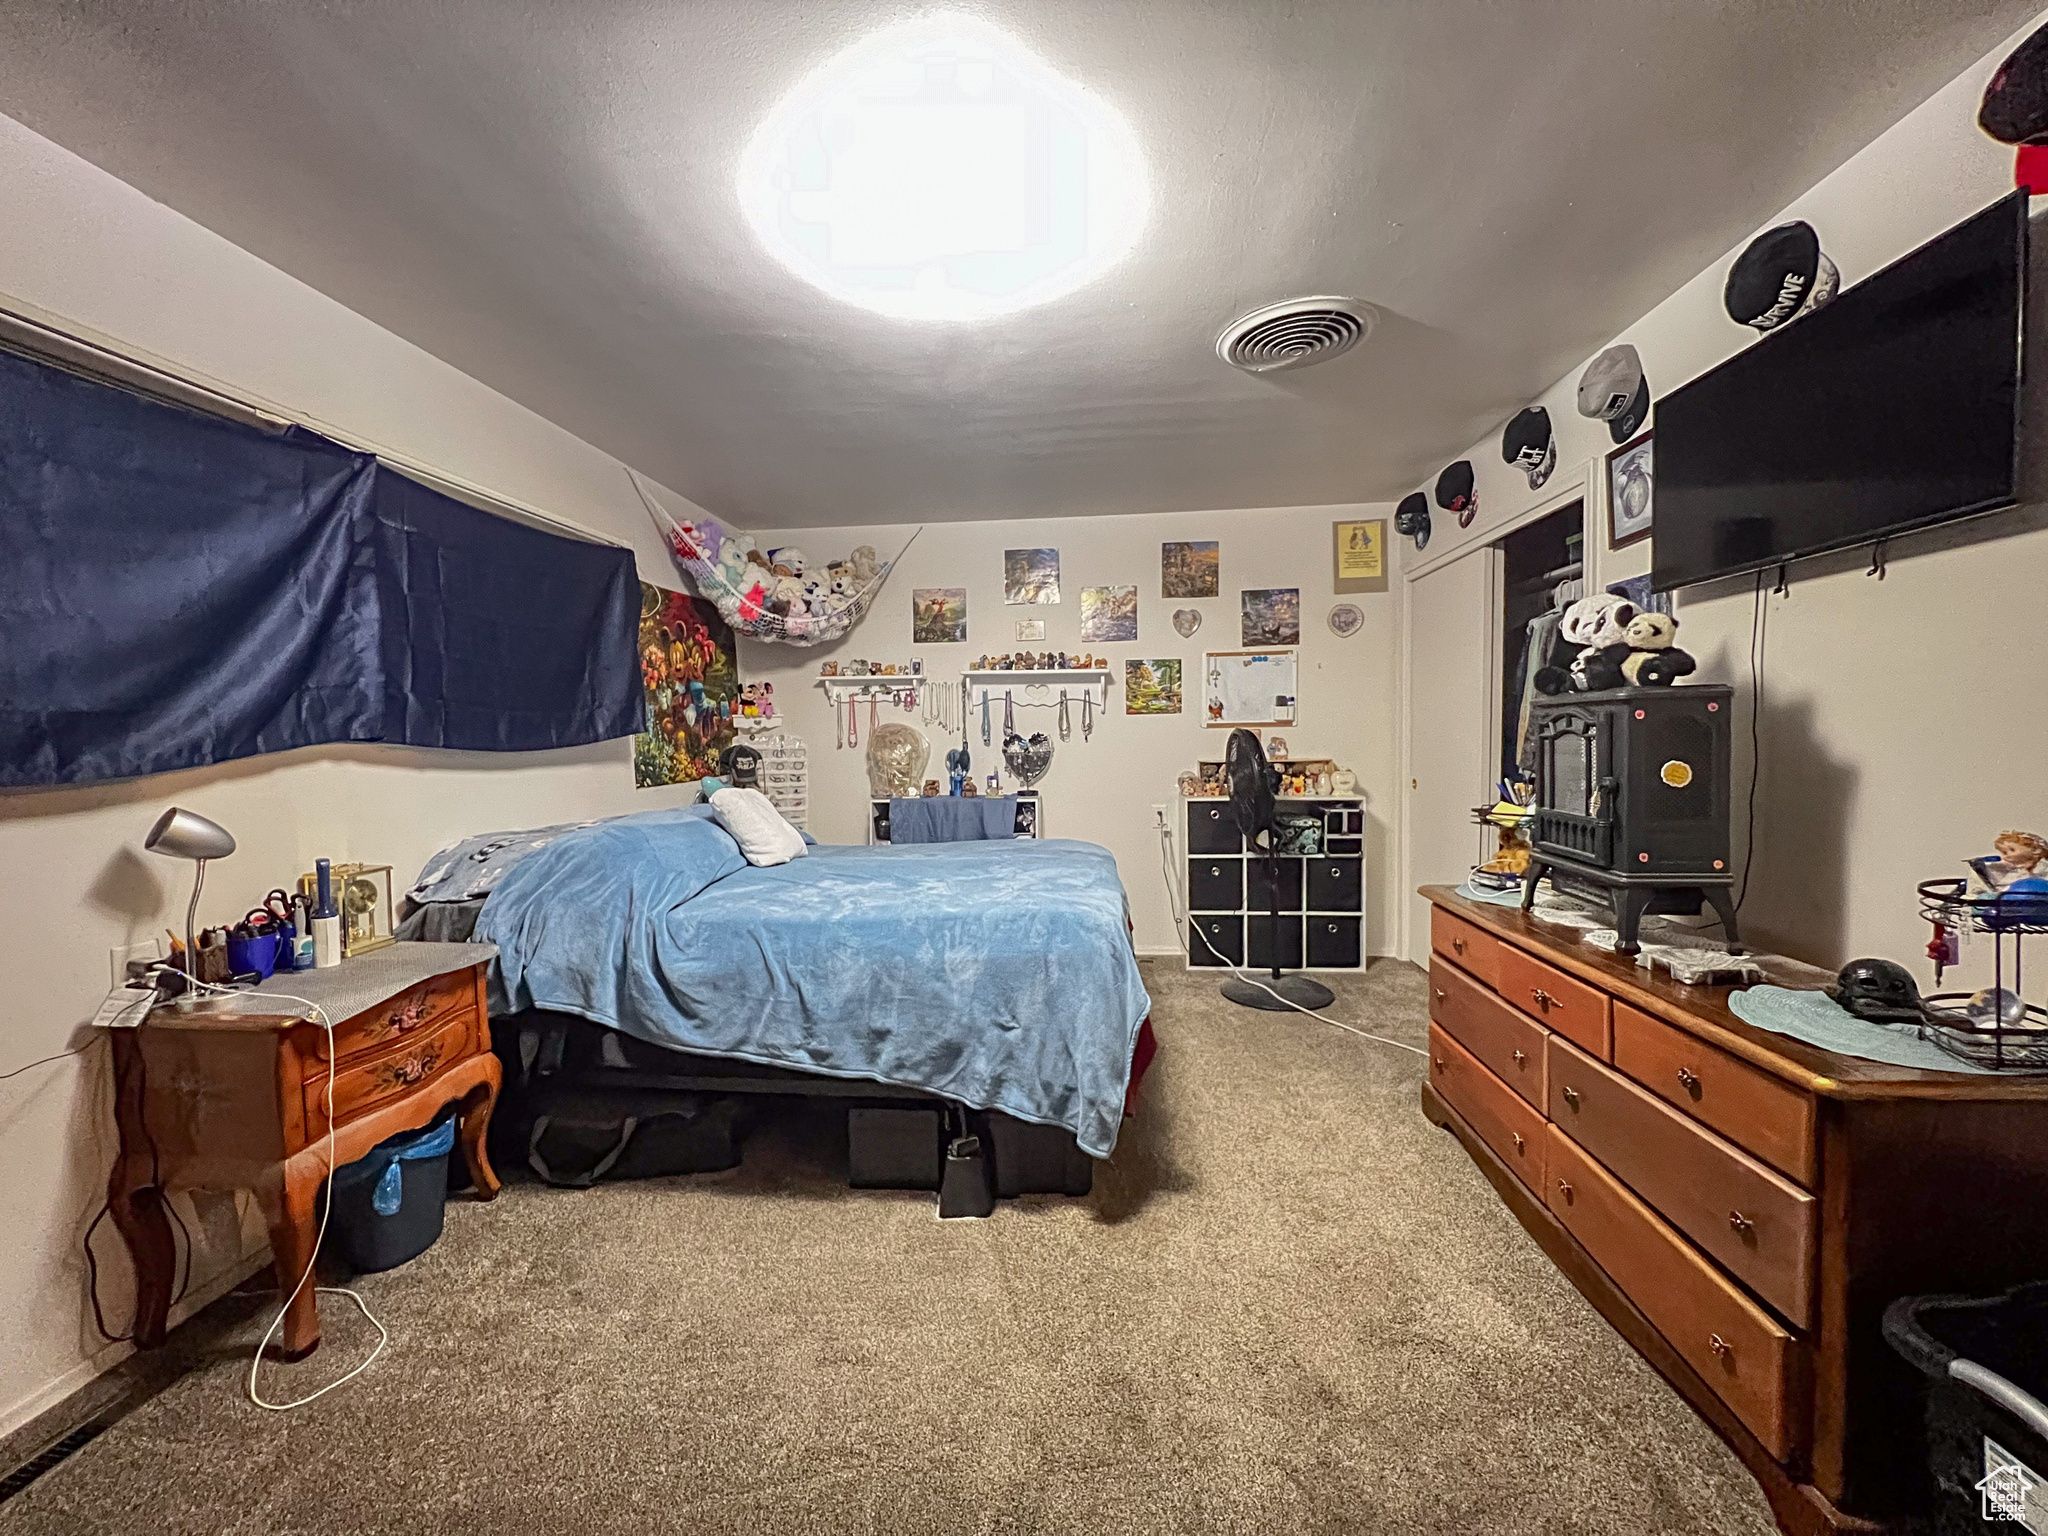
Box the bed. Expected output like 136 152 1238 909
402 806 1155 1165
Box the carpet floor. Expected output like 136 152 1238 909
3 958 1776 1535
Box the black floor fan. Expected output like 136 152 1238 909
1220 728 1335 1012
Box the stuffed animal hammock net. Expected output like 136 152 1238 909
634 474 916 646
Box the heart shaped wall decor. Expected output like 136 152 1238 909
1002 730 1055 787
1171 608 1202 638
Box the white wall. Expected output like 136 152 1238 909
737 505 1399 955
1395 11 2048 982
0 113 714 1433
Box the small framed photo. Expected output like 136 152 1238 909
1607 430 1654 550
1016 618 1047 642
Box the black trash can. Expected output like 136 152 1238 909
1884 1282 2048 1533
321 1113 457 1273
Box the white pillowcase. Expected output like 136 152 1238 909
708 787 808 867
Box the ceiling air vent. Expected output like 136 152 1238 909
1217 296 1376 374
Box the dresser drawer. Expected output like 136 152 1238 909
1547 1036 1816 1328
1497 944 1611 1058
306 1006 473 1136
1430 959 1547 1110
1544 1127 1802 1460
1306 857 1362 912
1428 1025 1546 1195
1187 801 1242 854
1611 1002 1817 1186
1430 907 1499 987
1188 858 1243 912
313 965 478 1072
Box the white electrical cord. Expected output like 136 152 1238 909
182 976 389 1409
1155 818 1427 1058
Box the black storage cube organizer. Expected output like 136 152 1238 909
1189 914 1242 967
1885 1283 2048 1532
848 1106 942 1189
1247 915 1304 971
1187 800 1241 853
321 1113 455 1273
985 1112 1094 1197
1247 857 1303 911
1187 858 1243 912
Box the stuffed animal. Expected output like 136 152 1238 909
848 544 881 586
1618 610 1697 686
1535 593 1641 694
767 546 808 579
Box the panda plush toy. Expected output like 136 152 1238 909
1618 611 1698 686
1534 593 1640 695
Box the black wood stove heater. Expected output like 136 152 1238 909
1522 683 1740 954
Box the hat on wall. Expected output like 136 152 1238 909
1576 344 1651 444
1394 490 1431 551
1981 21 2048 144
1434 461 1477 527
1500 406 1556 490
1724 222 1838 333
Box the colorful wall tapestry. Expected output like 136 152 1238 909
1161 540 1219 598
635 581 738 789
913 587 968 642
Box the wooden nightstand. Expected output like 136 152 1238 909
106 944 502 1359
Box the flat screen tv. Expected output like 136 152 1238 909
1653 190 2026 591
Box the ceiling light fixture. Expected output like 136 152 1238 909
737 13 1149 322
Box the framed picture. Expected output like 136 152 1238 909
1239 587 1300 647
1003 547 1060 605
1015 618 1046 642
1124 658 1182 714
1161 540 1219 598
1331 519 1387 593
1079 584 1138 642
912 587 967 643
1204 651 1297 727
1608 430 1654 550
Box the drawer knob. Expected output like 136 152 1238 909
1510 1132 1525 1153
1433 1055 1446 1071
1512 1049 1527 1065
1560 1085 1581 1110
1531 988 1554 1010
1434 988 1447 1002
1677 1066 1702 1096
1728 1210 1754 1235
1451 937 1466 954
1708 1333 1732 1360
1556 1179 1574 1201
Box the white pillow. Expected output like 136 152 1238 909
708 787 808 867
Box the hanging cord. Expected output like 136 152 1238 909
1058 689 1070 741
1083 691 1094 742
1154 820 1425 1058
980 690 991 747
1737 571 1768 913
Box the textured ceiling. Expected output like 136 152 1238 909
0 1 2034 528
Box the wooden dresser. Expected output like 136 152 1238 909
107 947 502 1360
1419 886 2048 1534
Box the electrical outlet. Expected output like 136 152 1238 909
110 937 163 987
1152 804 1168 827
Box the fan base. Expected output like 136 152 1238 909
1222 974 1337 1012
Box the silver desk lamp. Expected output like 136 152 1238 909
144 807 236 1007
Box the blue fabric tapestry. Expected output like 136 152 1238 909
475 817 1152 1158
0 344 644 785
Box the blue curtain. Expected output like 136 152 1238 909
0 347 643 786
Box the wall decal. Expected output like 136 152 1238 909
1004 547 1061 605
1080 584 1138 642
913 587 968 643
1240 587 1300 647
1125 658 1183 715
1161 540 1219 598
634 581 738 789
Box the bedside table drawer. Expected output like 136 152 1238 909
311 967 476 1072
307 1006 473 1136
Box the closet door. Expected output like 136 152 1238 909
1402 550 1497 964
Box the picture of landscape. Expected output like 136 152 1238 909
1004 547 1061 605
1125 658 1183 715
912 587 968 643
1240 587 1301 647
1161 540 1219 598
1080 584 1139 642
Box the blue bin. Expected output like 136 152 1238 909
321 1113 458 1273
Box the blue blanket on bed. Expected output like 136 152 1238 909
473 815 1152 1157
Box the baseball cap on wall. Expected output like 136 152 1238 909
1394 490 1431 551
1435 461 1477 527
1576 344 1651 444
1725 221 1839 333
1981 21 2048 145
1500 406 1556 490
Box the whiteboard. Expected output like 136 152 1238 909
1204 651 1297 727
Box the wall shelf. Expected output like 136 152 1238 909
817 675 929 699
965 669 1113 706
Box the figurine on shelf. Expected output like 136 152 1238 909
923 780 941 797
760 682 776 720
1177 770 1201 797
1974 830 2048 891
820 661 839 677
